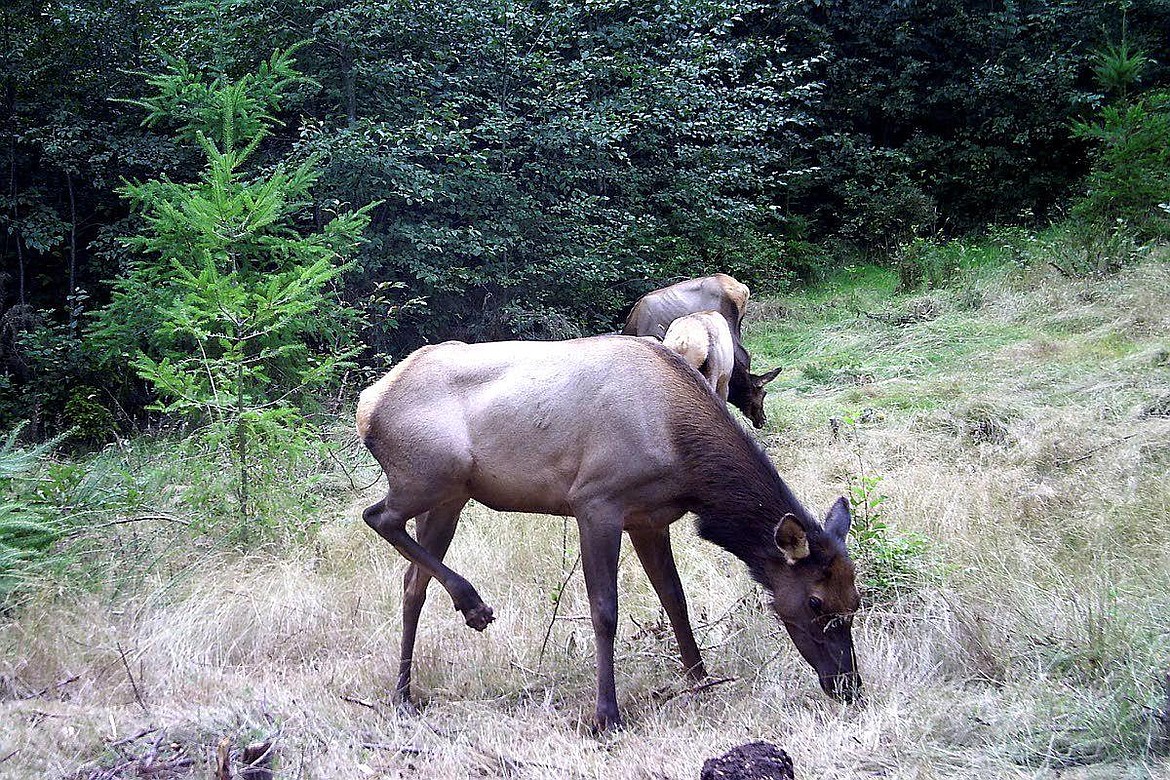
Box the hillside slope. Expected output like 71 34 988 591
2 255 1168 779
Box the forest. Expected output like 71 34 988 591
2 0 1168 439
2 0 1169 777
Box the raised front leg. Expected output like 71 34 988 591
629 528 707 681
363 498 494 632
575 509 625 732
395 499 468 708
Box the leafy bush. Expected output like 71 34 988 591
1040 221 1146 278
62 387 117 446
805 135 937 257
896 238 963 291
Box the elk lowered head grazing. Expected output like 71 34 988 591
741 365 782 429
766 497 861 701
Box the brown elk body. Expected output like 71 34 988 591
663 311 735 401
356 335 860 731
621 274 781 428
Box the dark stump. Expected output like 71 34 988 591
700 742 795 780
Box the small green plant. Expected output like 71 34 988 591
847 470 930 603
839 413 932 604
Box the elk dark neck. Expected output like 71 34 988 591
680 426 813 583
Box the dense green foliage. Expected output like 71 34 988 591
772 0 1168 240
293 0 817 344
2 0 1169 436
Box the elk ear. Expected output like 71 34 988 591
774 513 810 564
824 496 852 541
752 367 782 386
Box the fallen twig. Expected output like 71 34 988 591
361 742 427 753
25 673 81 700
538 551 581 666
657 676 738 703
65 514 189 538
1061 432 1141 465
108 726 159 748
319 432 359 491
339 693 387 717
116 642 148 713
695 590 755 636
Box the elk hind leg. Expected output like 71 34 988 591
395 498 468 707
363 497 494 631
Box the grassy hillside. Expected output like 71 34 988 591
2 245 1169 779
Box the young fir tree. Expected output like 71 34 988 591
1073 10 1170 241
102 47 370 528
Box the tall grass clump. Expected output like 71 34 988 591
0 426 64 599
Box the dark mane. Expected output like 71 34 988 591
661 361 821 584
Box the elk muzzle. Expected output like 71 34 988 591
784 621 863 703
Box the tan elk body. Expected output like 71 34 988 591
357 335 860 730
662 310 735 401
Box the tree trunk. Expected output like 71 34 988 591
67 170 77 315
341 45 356 126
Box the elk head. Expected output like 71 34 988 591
767 497 862 701
743 367 782 429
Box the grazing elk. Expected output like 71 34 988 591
663 311 735 401
356 335 861 731
622 274 781 428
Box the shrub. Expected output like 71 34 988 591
1073 89 1170 239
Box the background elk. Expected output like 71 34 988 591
622 273 781 428
663 310 735 400
356 335 861 731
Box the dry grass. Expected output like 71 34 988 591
2 259 1170 779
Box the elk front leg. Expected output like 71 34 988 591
628 528 707 682
363 498 494 632
576 509 624 732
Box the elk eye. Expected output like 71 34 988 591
808 596 823 613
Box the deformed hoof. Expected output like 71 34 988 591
464 604 495 631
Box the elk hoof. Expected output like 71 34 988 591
464 604 494 631
591 711 624 736
394 696 420 717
